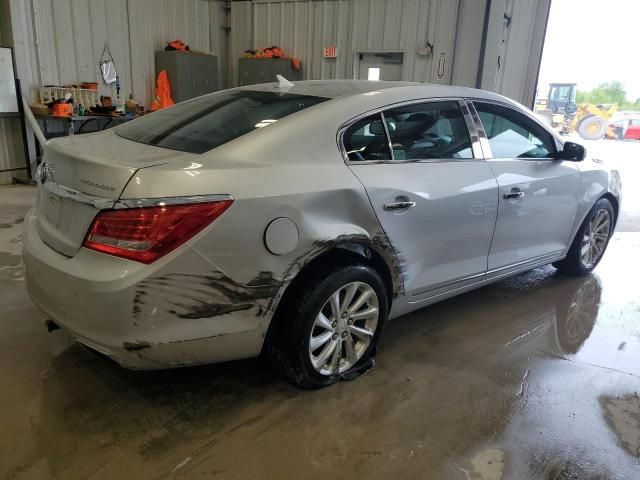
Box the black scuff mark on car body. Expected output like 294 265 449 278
259 231 405 326
280 231 405 300
169 302 252 319
131 270 281 322
123 340 152 351
129 231 403 326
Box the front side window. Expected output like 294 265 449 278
116 90 328 154
474 102 556 159
343 114 392 162
383 101 474 160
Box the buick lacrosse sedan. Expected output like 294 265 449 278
23 80 621 388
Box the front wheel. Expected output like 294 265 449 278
554 198 614 275
269 263 388 389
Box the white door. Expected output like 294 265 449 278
472 101 581 271
345 100 498 301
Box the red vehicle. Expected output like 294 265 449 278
624 123 640 140
607 115 640 140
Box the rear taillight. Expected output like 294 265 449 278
83 200 233 264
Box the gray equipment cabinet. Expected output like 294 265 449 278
155 51 219 103
238 58 303 86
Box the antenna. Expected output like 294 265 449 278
276 75 294 88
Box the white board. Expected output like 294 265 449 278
0 47 18 114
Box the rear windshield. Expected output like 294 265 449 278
116 90 328 154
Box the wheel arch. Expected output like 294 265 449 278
263 238 398 353
600 192 619 226
566 192 619 252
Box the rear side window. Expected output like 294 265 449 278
343 114 392 162
383 101 474 160
474 102 555 159
116 91 327 154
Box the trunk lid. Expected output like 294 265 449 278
35 130 196 257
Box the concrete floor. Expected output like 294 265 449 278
1 140 639 479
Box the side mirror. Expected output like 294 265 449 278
557 141 586 161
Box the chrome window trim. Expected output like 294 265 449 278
337 97 485 166
465 98 562 161
114 194 234 209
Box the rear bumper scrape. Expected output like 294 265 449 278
132 270 281 323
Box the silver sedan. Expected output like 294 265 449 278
22 80 621 388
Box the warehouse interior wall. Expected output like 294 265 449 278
4 0 552 111
0 0 27 184
7 0 228 108
3 0 228 180
1 0 550 184
230 0 462 87
230 0 551 107
488 0 551 109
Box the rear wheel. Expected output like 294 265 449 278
577 115 607 140
553 198 614 275
269 262 388 389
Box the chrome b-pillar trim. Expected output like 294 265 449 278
459 100 484 159
464 100 492 159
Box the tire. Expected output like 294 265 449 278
577 115 607 140
268 262 388 389
554 275 601 354
553 198 614 275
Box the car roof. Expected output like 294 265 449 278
238 79 510 103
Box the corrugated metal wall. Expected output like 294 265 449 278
2 0 228 184
230 0 550 107
0 0 25 184
11 0 549 107
493 0 550 108
10 0 226 106
231 0 462 87
2 0 551 184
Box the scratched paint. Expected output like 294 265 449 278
132 231 400 329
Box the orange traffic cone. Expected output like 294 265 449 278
150 70 174 111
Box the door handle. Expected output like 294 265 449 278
503 189 524 200
384 200 416 211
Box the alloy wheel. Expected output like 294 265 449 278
581 208 611 268
565 278 598 342
309 281 379 376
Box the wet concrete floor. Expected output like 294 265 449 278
1 144 639 479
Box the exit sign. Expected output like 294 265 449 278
323 46 337 58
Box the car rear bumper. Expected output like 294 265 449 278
22 208 272 369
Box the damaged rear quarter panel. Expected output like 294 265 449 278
119 184 403 364
116 103 408 363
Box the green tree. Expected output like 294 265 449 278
576 81 627 105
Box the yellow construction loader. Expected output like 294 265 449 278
564 102 617 140
535 82 617 140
